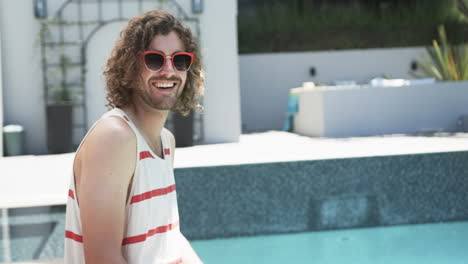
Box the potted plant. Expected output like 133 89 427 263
172 111 194 147
412 24 468 81
46 54 74 154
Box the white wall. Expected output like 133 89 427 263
240 47 428 132
294 82 468 137
0 26 3 157
1 0 241 154
85 22 127 133
199 0 241 144
0 0 47 154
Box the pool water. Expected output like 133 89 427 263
191 221 468 264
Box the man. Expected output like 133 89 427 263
64 10 204 264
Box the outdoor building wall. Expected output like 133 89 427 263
0 0 241 154
0 26 3 156
240 47 428 132
85 21 127 141
0 0 47 155
199 0 241 144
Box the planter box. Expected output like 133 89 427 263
173 111 194 147
294 81 468 137
47 104 73 154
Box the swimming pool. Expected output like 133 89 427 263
1 212 467 263
191 221 468 264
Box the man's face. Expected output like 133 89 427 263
136 31 187 111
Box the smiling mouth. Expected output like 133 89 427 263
151 81 177 90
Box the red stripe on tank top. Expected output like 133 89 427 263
139 151 155 160
65 222 179 246
68 189 75 199
65 230 83 243
130 184 176 204
168 258 183 264
123 116 130 122
121 221 179 246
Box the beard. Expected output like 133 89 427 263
135 76 183 111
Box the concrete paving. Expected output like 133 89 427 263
174 131 468 168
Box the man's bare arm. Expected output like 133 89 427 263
76 117 136 264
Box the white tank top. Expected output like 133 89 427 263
64 108 183 264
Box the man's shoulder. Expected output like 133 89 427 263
80 116 136 155
94 116 135 141
74 116 137 189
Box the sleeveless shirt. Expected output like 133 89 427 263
64 108 183 264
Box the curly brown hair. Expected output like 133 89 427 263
103 9 204 116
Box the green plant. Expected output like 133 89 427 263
51 84 72 104
45 54 74 104
413 24 468 81
457 0 468 19
38 21 76 105
238 0 467 53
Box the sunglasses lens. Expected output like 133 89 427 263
173 54 192 71
144 53 164 71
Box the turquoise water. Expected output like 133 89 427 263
191 221 468 264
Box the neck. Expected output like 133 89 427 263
122 98 169 144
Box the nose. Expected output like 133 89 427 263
159 56 176 76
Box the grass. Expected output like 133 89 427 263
238 1 468 53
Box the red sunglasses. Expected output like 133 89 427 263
140 51 194 72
